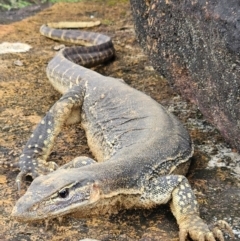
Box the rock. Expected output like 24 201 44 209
14 59 23 66
130 0 240 152
53 44 65 51
0 42 31 54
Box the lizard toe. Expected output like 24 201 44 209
179 228 188 241
16 171 26 192
189 230 211 241
214 220 234 238
205 232 216 241
212 227 224 241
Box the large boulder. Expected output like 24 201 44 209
130 0 240 152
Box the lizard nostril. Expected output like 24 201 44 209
58 188 69 198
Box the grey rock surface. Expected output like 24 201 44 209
130 0 240 152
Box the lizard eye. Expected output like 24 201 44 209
58 188 69 198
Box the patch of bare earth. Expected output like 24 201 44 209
0 1 239 241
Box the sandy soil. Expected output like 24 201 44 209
0 1 239 240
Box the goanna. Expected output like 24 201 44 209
11 23 234 241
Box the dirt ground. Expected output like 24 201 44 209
0 1 239 241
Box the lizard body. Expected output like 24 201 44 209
11 23 233 241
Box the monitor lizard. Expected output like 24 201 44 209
11 22 234 241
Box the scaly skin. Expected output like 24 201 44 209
11 23 234 241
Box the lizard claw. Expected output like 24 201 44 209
211 220 235 240
16 171 25 193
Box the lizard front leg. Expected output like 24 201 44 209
16 84 85 189
141 175 234 241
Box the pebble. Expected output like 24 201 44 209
0 42 31 54
14 59 23 66
53 44 65 51
2 125 10 131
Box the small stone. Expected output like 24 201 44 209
53 44 65 51
2 125 10 131
14 60 23 66
0 42 31 54
144 66 154 71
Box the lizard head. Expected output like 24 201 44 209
11 168 101 221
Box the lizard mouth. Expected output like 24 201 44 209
11 195 90 222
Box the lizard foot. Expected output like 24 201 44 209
179 216 234 241
16 159 58 192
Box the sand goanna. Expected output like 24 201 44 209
10 22 234 241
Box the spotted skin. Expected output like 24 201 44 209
11 24 234 241
59 156 96 169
